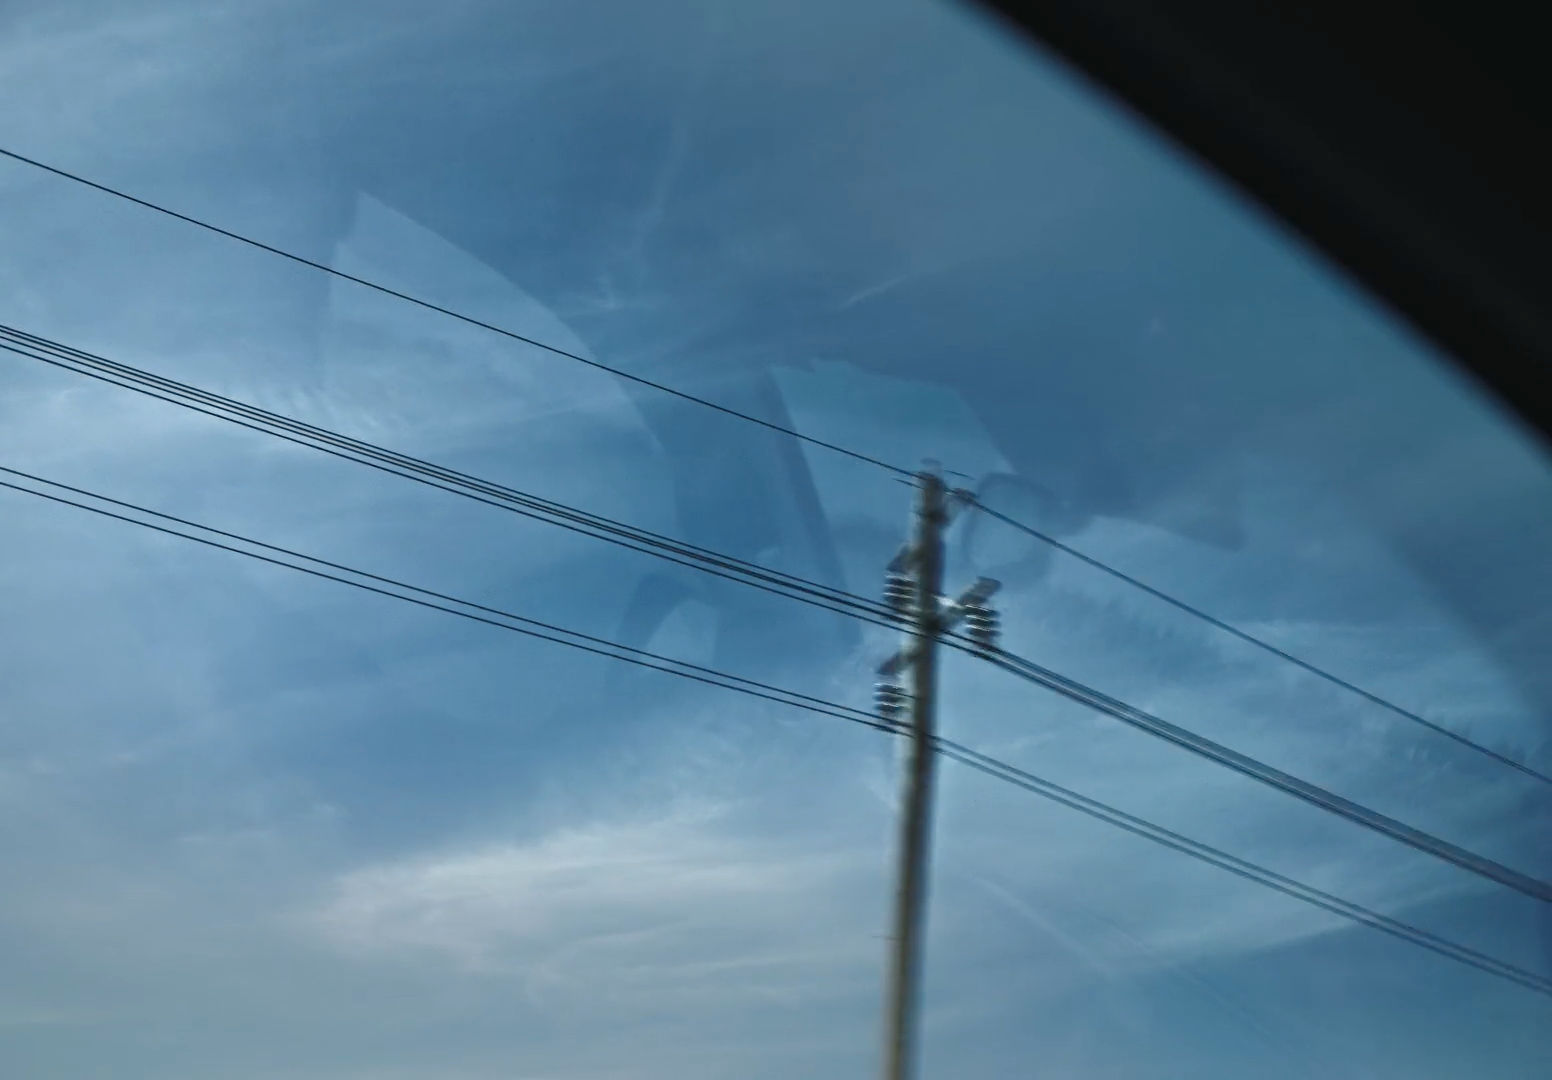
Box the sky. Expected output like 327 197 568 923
1 0 1550 1077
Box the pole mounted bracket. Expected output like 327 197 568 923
877 648 918 678
940 577 1001 631
957 576 1001 607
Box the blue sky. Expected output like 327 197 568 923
1 0 1550 1076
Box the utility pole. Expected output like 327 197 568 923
875 468 1000 1080
878 467 946 1080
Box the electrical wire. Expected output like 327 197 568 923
3 464 1547 998
8 142 1547 841
969 646 1552 904
4 146 1535 795
0 323 892 614
935 737 1552 999
0 324 904 631
9 325 1544 902
0 465 890 733
967 499 1552 790
0 145 910 477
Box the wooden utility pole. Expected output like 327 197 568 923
875 470 1001 1080
879 468 947 1080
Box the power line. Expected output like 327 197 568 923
2 464 1546 999
0 324 903 631
9 322 1539 912
972 647 1552 904
10 329 1541 906
0 145 910 477
0 327 958 655
0 466 889 732
968 499 1552 790
10 146 1543 863
935 737 1552 999
0 323 892 617
5 147 1533 798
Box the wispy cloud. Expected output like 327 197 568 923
302 799 873 992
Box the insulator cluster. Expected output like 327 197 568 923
961 603 1000 651
883 571 915 616
875 681 909 723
